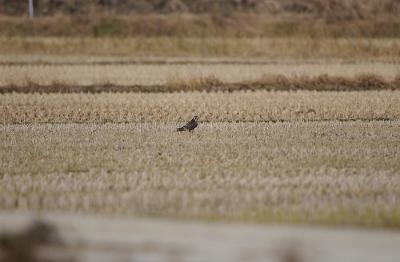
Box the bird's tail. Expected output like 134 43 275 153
177 127 185 132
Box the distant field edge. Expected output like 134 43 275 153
2 74 399 93
2 37 400 58
2 13 400 38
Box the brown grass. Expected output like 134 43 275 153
1 56 400 66
1 37 400 58
1 13 400 38
1 91 399 124
2 0 400 38
3 59 399 88
1 122 400 227
3 0 400 16
166 74 400 92
1 74 399 94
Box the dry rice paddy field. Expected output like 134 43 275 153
1 38 400 234
1 121 400 227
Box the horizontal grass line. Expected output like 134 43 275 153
2 61 292 67
1 118 397 126
1 74 399 94
3 59 400 67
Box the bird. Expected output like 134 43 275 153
177 116 199 132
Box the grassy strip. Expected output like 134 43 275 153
166 74 400 92
1 74 399 94
2 55 400 66
1 37 400 58
1 13 400 38
8 59 400 66
3 62 398 87
2 0 399 18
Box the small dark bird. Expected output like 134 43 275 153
177 116 199 132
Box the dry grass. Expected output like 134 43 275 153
3 74 399 93
165 74 400 92
3 0 400 17
1 37 400 58
2 54 400 65
1 91 399 124
1 12 400 38
1 18 400 230
1 121 399 227
1 59 399 89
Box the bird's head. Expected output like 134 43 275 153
193 116 199 121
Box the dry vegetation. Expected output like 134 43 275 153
2 0 400 38
1 91 399 124
4 0 400 16
1 122 399 227
165 74 400 93
1 37 400 58
2 54 400 65
2 74 399 93
1 57 400 93
2 14 400 38
0 55 276 66
1 43 400 229
1 0 400 230
1 59 399 228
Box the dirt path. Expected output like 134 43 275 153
1 212 399 262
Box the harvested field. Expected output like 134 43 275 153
1 57 400 93
1 121 400 227
1 35 400 231
1 91 399 124
3 62 399 86
2 3 400 260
